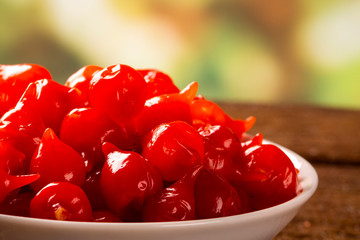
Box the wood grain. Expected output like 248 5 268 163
218 103 360 164
276 164 360 239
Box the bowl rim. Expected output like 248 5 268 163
0 140 318 230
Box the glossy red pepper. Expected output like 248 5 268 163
0 64 51 116
241 133 264 150
142 121 204 181
60 107 137 172
29 128 85 192
0 62 300 222
65 65 103 107
232 144 299 210
92 210 121 222
81 167 107 211
0 168 39 203
194 169 242 219
19 79 84 134
0 141 25 175
190 98 256 139
134 82 198 138
0 191 34 217
198 124 245 180
0 85 47 171
142 166 202 222
30 182 92 221
89 64 147 123
137 69 179 99
100 142 163 221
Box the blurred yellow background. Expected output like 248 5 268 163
1 0 360 109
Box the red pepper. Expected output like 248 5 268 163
198 124 245 180
30 182 92 221
89 64 147 123
134 82 198 137
194 169 243 219
0 141 26 175
142 121 204 181
142 166 202 222
81 167 107 211
137 69 179 99
190 98 256 139
0 86 47 172
65 65 103 107
20 79 85 134
232 144 298 210
241 133 264 151
60 107 137 172
0 168 39 203
0 191 34 217
100 142 163 221
29 128 85 192
0 64 51 116
0 62 299 222
92 210 121 222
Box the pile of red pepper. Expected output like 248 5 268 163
0 64 299 222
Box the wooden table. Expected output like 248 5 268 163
219 103 360 240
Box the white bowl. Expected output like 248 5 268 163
0 141 318 240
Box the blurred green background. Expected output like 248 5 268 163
1 0 360 109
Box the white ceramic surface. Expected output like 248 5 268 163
0 141 318 240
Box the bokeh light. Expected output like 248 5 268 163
1 0 359 109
